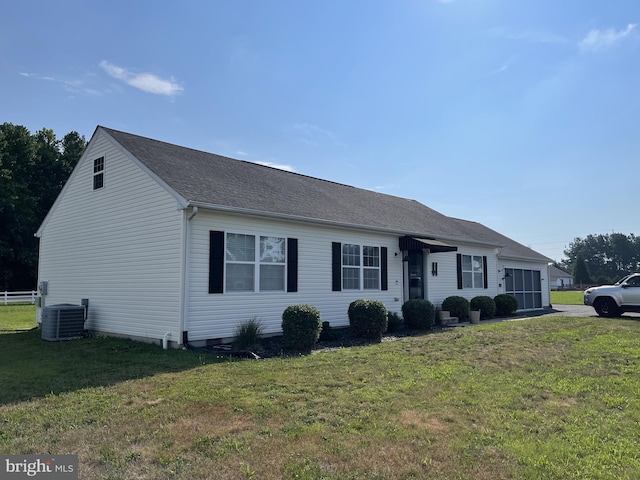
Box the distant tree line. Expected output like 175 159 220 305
0 123 86 290
558 233 640 285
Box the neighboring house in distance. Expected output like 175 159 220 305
549 265 573 290
36 126 552 348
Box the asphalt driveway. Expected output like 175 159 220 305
535 304 640 319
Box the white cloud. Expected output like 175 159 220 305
253 161 296 172
99 60 183 96
579 24 637 52
20 71 102 96
491 63 510 75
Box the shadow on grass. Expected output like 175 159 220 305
0 329 226 405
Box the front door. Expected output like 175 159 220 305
408 251 424 300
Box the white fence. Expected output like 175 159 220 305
2 291 37 305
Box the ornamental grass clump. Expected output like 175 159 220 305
401 299 435 330
232 317 264 352
281 304 322 353
347 299 388 341
470 295 497 320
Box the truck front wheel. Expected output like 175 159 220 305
594 298 620 318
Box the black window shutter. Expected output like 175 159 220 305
287 238 298 292
456 253 463 289
380 247 388 291
209 231 225 294
483 256 488 289
332 242 342 291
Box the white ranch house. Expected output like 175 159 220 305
36 126 552 347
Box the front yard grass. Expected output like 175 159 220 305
551 290 584 305
1 315 639 479
0 304 36 330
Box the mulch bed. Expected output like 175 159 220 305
203 325 445 359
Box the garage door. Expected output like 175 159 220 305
505 268 542 310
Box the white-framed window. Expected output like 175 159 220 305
342 243 380 290
462 254 484 289
93 157 104 190
225 233 286 292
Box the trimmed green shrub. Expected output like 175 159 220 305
401 299 435 330
442 296 470 319
318 321 339 342
386 311 404 333
232 316 263 351
470 296 497 320
348 299 388 341
282 304 322 353
494 294 518 316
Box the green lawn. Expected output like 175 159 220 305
551 290 584 305
1 314 639 479
0 304 37 330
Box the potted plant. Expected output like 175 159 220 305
469 309 481 324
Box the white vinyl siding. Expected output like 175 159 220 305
37 131 183 344
425 246 498 308
187 211 402 341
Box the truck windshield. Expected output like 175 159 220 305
614 274 633 285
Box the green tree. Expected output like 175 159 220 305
0 123 37 290
563 233 640 282
573 254 592 285
0 123 85 290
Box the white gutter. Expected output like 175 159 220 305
179 206 198 346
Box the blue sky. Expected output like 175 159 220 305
2 0 639 263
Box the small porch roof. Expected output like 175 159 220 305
399 236 458 253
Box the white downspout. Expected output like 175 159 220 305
180 206 198 346
162 331 171 350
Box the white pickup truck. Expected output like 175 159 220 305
584 273 640 317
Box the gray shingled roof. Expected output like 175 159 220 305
549 265 572 278
101 126 551 263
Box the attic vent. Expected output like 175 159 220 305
41 304 86 341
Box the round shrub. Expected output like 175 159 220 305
386 311 404 333
470 295 497 320
348 299 388 341
401 299 435 330
494 294 518 316
442 296 470 320
282 304 322 353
